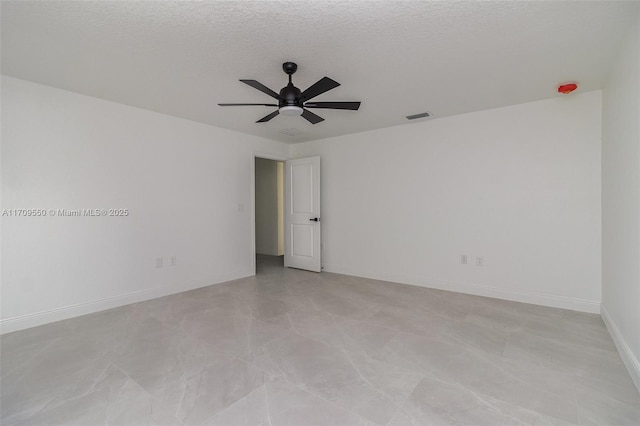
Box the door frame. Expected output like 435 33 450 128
250 151 288 275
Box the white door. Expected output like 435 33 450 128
284 156 321 272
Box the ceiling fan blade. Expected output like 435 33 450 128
300 77 340 101
218 103 278 106
303 101 361 110
239 80 280 100
256 110 280 123
301 109 325 124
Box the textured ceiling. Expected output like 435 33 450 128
2 1 638 143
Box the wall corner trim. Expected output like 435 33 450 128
0 270 254 335
601 304 640 393
322 263 601 314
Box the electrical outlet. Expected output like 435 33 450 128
461 255 468 264
170 256 177 266
476 256 484 266
155 257 163 268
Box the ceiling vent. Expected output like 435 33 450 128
279 128 302 136
406 112 431 120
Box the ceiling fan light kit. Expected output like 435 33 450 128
279 105 303 116
219 62 361 124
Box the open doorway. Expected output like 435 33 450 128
254 157 285 274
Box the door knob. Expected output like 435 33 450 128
309 218 320 222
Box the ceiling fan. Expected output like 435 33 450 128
218 62 361 124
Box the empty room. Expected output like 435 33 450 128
1 1 639 425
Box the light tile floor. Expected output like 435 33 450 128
2 255 639 425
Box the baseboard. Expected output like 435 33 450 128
322 263 601 314
600 304 640 392
0 269 254 335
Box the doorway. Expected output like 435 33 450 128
254 157 285 274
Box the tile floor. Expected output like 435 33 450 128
2 255 639 425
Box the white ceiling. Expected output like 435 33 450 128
2 1 638 144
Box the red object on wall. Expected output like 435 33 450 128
558 83 578 94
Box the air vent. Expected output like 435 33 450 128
406 112 431 120
279 128 302 136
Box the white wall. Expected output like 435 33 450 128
601 9 640 390
255 158 281 256
292 91 602 313
0 76 289 333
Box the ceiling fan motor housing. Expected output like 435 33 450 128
280 84 302 107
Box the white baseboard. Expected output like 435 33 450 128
0 269 254 335
322 263 601 314
601 304 640 393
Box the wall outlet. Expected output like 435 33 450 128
170 256 177 266
476 256 484 266
155 257 163 268
461 255 468 264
